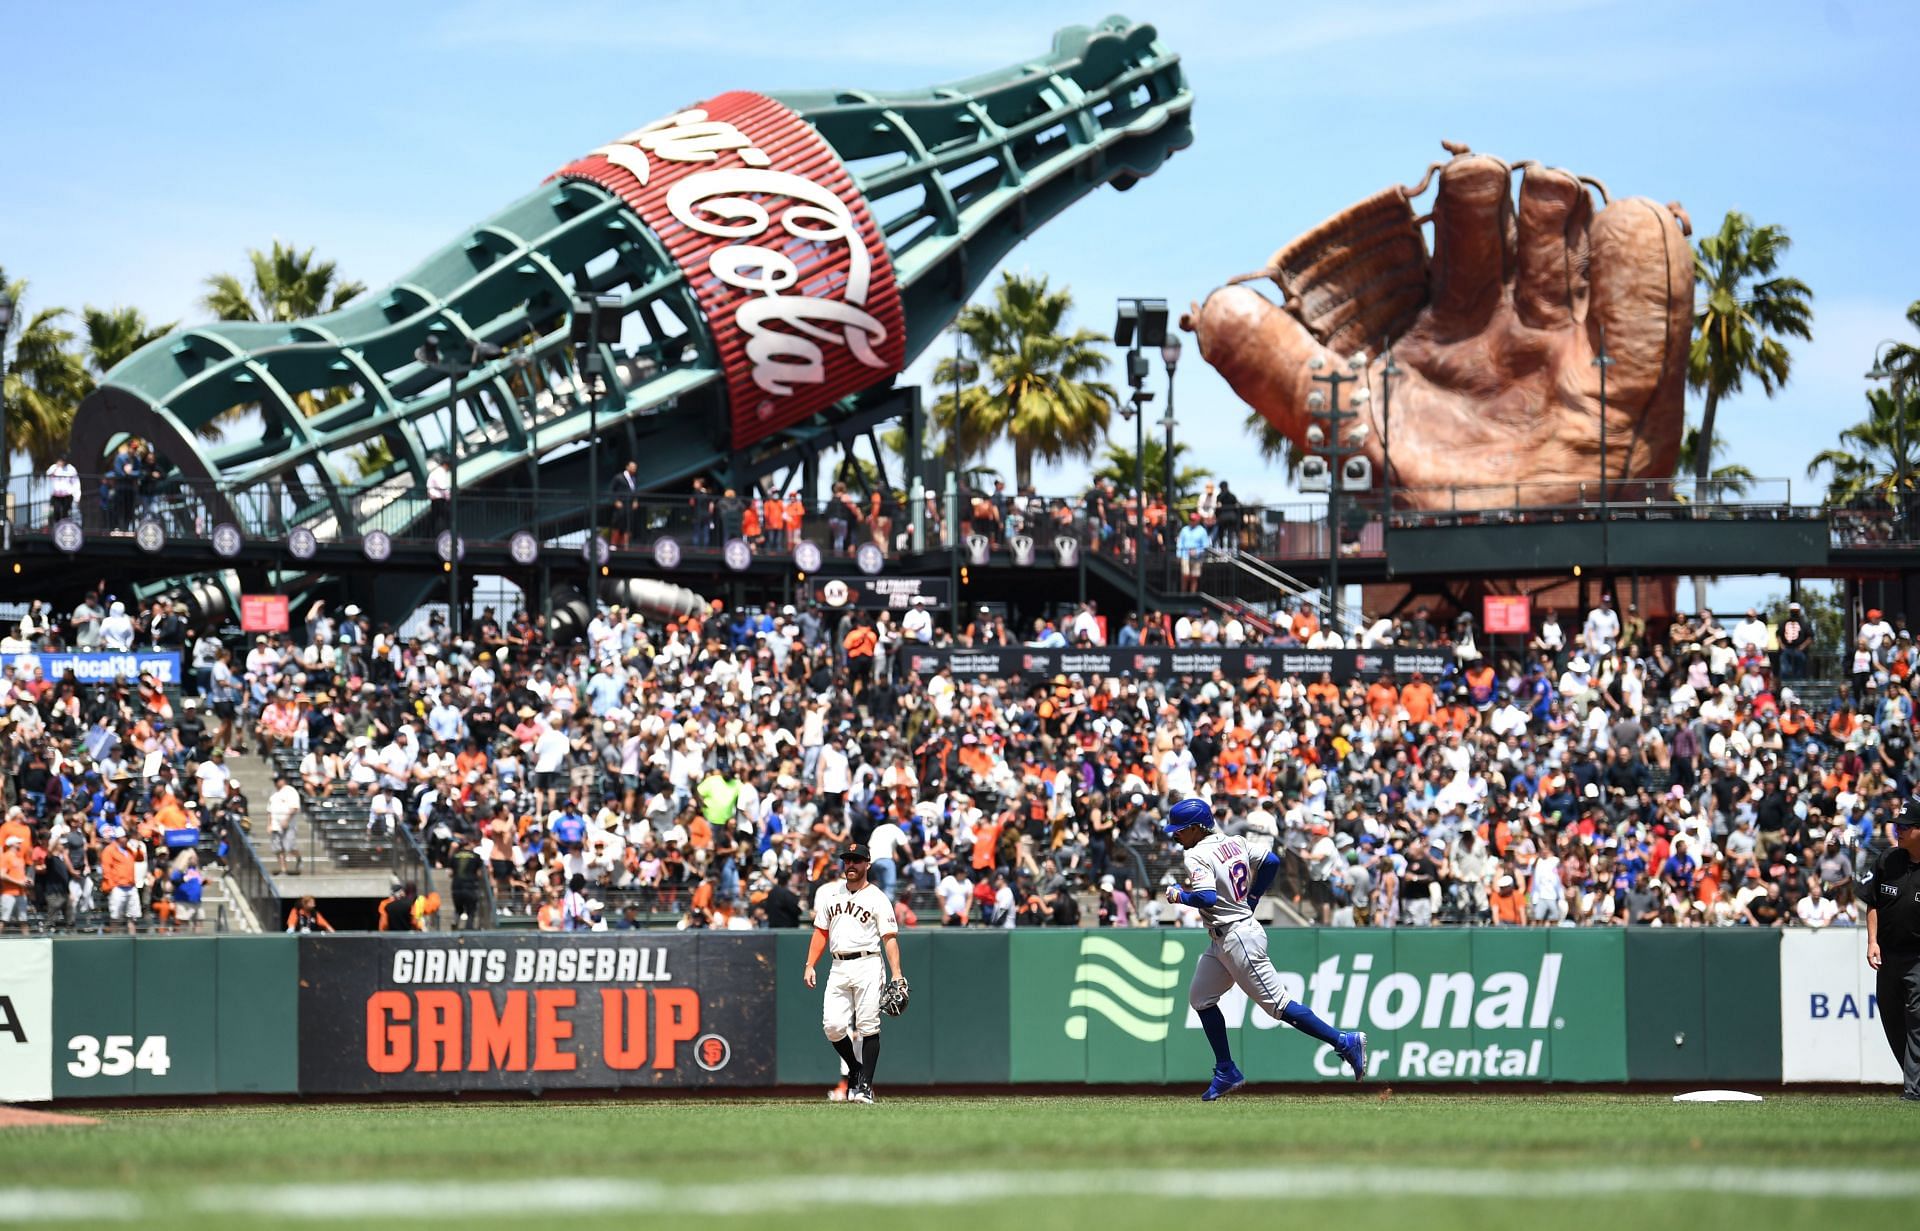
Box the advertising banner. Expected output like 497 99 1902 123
1483 595 1531 635
0 651 182 685
0 939 52 1103
901 646 1454 682
1010 928 1625 1084
1778 929 1902 1084
240 594 290 633
298 935 775 1093
810 576 951 612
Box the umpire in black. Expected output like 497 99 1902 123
1862 803 1920 1101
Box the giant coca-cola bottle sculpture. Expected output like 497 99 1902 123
71 17 1191 541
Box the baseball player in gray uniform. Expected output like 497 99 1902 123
1163 797 1368 1098
804 844 907 1104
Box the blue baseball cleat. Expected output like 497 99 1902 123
1201 1063 1246 1101
1336 1031 1368 1082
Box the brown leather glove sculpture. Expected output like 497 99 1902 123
1186 143 1693 510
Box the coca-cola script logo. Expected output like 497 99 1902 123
554 93 905 450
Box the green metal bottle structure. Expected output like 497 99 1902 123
69 17 1192 551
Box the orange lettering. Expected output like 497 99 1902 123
600 988 649 1070
366 991 411 1074
413 990 463 1073
652 987 699 1070
468 990 528 1072
533 989 578 1072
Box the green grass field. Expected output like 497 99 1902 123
6 1093 1917 1229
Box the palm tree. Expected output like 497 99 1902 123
202 240 366 322
0 269 89 490
1675 426 1756 500
936 273 1117 491
81 306 176 379
348 438 397 480
1807 386 1918 506
201 240 366 423
1687 210 1812 608
1245 411 1303 478
1093 438 1211 503
928 351 1002 471
1881 299 1920 390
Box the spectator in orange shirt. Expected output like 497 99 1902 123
1489 872 1526 925
101 831 142 935
1364 675 1399 719
0 835 30 934
1305 672 1340 709
843 619 878 682
0 807 31 853
1400 671 1436 725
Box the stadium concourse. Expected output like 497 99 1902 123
0 583 1910 938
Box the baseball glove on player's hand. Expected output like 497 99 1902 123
1186 142 1693 510
880 977 910 1017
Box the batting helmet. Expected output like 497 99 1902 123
1163 796 1215 837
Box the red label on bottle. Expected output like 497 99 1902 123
552 92 905 450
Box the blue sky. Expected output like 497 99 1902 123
5 0 1916 607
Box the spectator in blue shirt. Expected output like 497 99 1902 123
1175 512 1210 594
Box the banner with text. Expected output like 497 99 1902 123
0 940 52 1103
811 576 951 612
297 934 775 1093
1009 928 1625 1084
0 651 182 685
1777 929 1903 1084
901 646 1454 681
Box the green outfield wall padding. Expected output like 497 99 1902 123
51 939 138 1098
929 932 1010 1084
1701 929 1781 1082
216 936 300 1092
131 937 218 1094
1625 930 1709 1081
32 930 1805 1099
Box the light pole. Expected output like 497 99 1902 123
1869 340 1912 536
949 325 963 634
1380 341 1400 539
1115 298 1168 619
415 335 506 640
0 293 13 516
572 294 622 620
1160 333 1182 508
1592 327 1614 580
1306 356 1364 631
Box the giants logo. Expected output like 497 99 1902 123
820 898 878 928
554 94 905 448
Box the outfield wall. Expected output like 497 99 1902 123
0 930 1898 1101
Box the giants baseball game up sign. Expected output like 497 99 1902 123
553 94 906 450
297 935 775 1092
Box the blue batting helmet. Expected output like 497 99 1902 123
1163 797 1215 837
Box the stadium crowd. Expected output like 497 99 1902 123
0 577 1910 936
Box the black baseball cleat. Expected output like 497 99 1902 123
848 1084 875 1104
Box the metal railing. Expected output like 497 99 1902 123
393 824 440 931
1 472 1868 568
222 822 284 935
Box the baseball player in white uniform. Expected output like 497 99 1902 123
803 844 905 1104
1163 797 1367 1099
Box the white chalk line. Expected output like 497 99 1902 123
3 1166 1918 1220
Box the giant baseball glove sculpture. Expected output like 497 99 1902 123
1186 143 1693 509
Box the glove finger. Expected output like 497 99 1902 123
1513 166 1591 330
1189 284 1333 451
1428 152 1514 329
1265 187 1427 358
1585 197 1691 478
